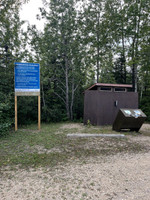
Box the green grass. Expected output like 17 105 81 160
0 122 149 169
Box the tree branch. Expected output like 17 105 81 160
54 91 66 105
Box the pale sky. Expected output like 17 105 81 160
20 0 45 31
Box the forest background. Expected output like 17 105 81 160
0 0 150 134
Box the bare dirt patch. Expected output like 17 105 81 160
127 135 150 150
23 145 62 154
0 152 150 200
61 123 85 130
140 123 150 134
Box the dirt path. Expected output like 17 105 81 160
0 124 150 200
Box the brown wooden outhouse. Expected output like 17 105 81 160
84 83 138 126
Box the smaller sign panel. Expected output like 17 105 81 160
124 110 132 116
15 62 40 96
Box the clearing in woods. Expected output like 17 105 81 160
0 123 150 199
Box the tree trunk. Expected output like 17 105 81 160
121 14 126 84
41 82 46 108
65 55 70 119
70 78 74 121
132 0 142 92
96 13 100 83
96 39 100 83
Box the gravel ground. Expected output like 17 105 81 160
0 125 150 200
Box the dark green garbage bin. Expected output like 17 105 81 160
113 109 147 132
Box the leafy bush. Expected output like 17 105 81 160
140 93 150 122
0 102 13 136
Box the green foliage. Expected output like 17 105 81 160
0 0 27 134
140 92 150 121
0 0 150 126
87 119 91 128
23 0 150 123
41 98 67 122
17 96 38 125
0 99 13 136
27 0 86 121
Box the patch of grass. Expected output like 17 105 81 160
64 137 146 158
80 125 112 134
0 152 68 168
82 124 150 136
0 123 67 168
0 122 149 169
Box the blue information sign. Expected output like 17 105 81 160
15 62 40 96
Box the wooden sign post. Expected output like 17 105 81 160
15 96 17 131
38 95 41 130
14 62 40 131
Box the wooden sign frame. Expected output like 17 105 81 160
14 62 41 131
15 95 41 131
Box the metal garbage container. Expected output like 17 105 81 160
113 109 147 132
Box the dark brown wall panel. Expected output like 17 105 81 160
84 91 138 126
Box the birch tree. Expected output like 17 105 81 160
32 0 85 120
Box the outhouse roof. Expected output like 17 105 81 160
86 83 133 90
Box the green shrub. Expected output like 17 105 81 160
140 94 150 122
0 102 13 136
